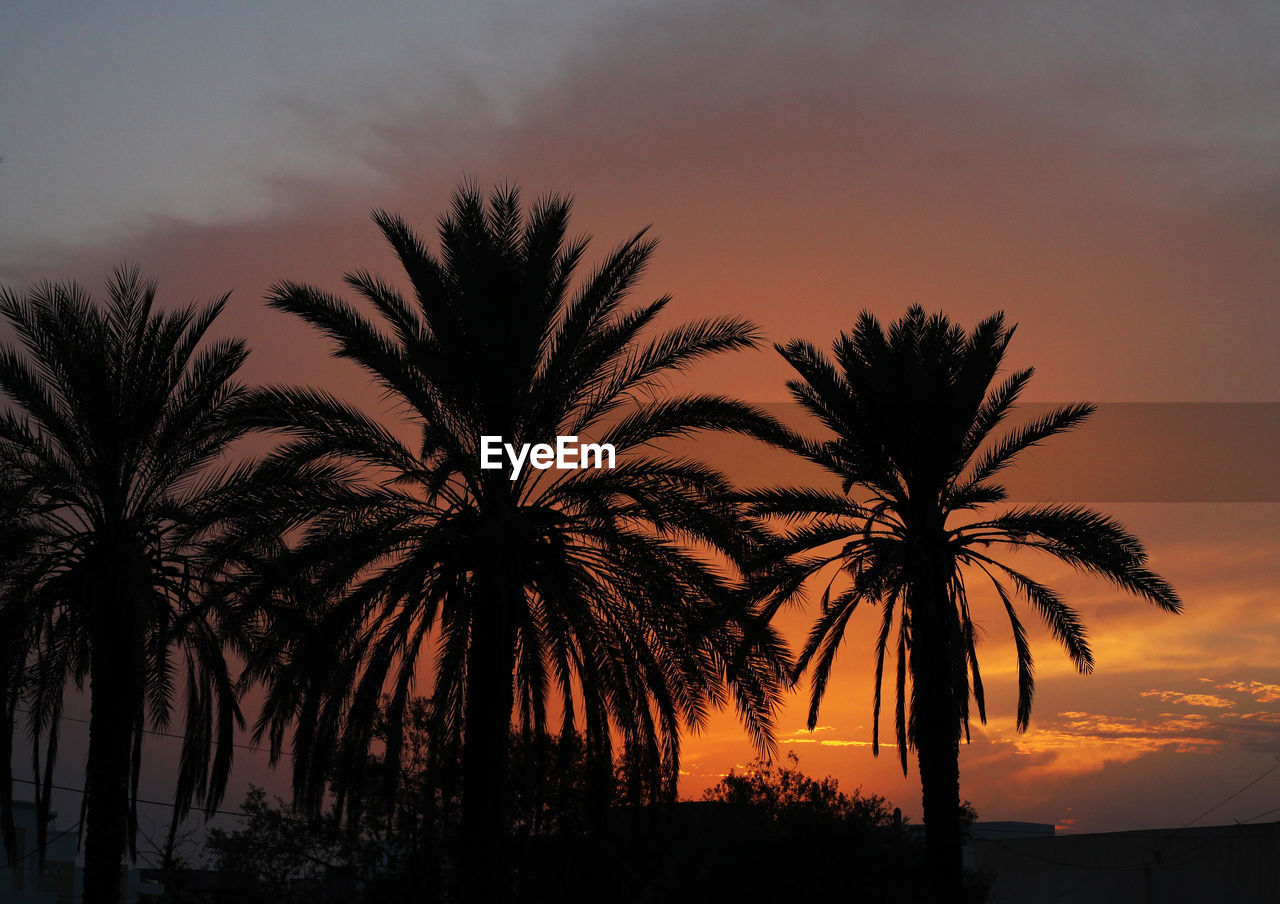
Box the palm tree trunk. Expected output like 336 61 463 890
82 646 131 904
915 706 964 900
82 544 145 904
909 563 966 901
461 565 516 902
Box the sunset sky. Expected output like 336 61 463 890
3 0 1280 843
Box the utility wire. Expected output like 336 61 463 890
13 707 293 760
1237 802 1280 825
7 776 394 835
1182 754 1280 827
0 818 83 871
9 777 247 821
968 754 1280 875
6 779 386 884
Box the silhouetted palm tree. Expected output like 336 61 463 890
0 268 252 904
747 306 1180 898
224 184 790 900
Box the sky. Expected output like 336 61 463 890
3 0 1280 848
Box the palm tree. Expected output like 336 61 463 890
746 306 1180 898
0 267 252 904
222 184 790 900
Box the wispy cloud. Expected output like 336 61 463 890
1139 690 1236 708
975 710 1221 781
779 732 882 749
779 724 891 748
1223 711 1280 723
1216 681 1280 703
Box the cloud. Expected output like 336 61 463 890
1216 681 1280 703
1224 711 1280 723
977 711 1221 782
1139 690 1236 708
779 733 881 749
816 740 878 748
971 688 1280 790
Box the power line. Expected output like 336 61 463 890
13 707 294 760
8 776 386 834
966 755 1280 876
1237 802 1280 825
0 818 83 872
9 777 247 821
1182 754 1280 828
4 781 376 885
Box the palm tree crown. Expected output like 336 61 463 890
0 267 252 904
223 185 790 880
748 305 1180 896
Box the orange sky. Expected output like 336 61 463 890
4 1 1280 842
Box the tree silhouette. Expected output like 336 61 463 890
222 183 790 900
0 267 253 904
747 306 1180 898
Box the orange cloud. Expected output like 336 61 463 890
1227 712 1280 723
1216 681 1280 703
1138 690 1236 708
978 711 1221 783
778 727 884 749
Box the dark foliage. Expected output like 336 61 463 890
748 306 1180 897
0 267 253 903
206 183 792 901
204 744 955 903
